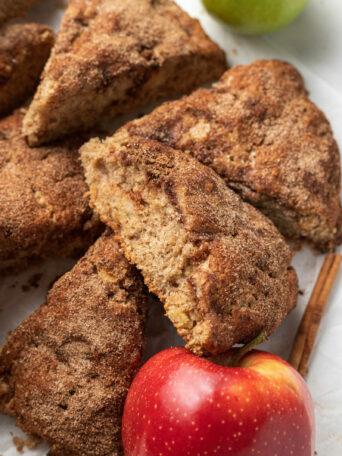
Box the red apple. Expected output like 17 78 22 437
122 347 315 456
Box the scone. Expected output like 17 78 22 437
125 60 342 252
0 0 40 25
0 231 147 456
81 130 298 356
0 110 101 275
0 23 54 117
23 0 226 146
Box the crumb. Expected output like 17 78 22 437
299 289 305 295
28 272 43 288
21 271 43 292
232 48 237 55
24 435 40 450
12 434 40 452
289 239 304 252
12 436 24 452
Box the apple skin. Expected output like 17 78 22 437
122 347 315 456
202 0 311 35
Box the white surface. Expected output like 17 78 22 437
1 0 342 454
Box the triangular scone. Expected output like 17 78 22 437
23 0 226 146
0 110 101 275
125 60 342 252
0 0 40 25
81 131 298 356
0 24 54 118
0 231 147 456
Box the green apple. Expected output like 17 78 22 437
202 0 311 35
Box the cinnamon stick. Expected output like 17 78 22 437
288 253 342 377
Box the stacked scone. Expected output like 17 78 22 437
0 1 342 455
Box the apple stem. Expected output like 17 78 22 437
229 332 268 367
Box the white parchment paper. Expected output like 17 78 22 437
1 0 342 454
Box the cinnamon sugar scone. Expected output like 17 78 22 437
0 110 102 275
81 131 298 356
0 231 147 456
0 23 54 118
23 0 226 146
0 0 40 25
125 60 342 252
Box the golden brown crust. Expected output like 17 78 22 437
0 0 40 24
0 23 54 118
125 59 342 252
81 131 298 356
0 230 147 456
0 110 102 275
23 0 226 145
